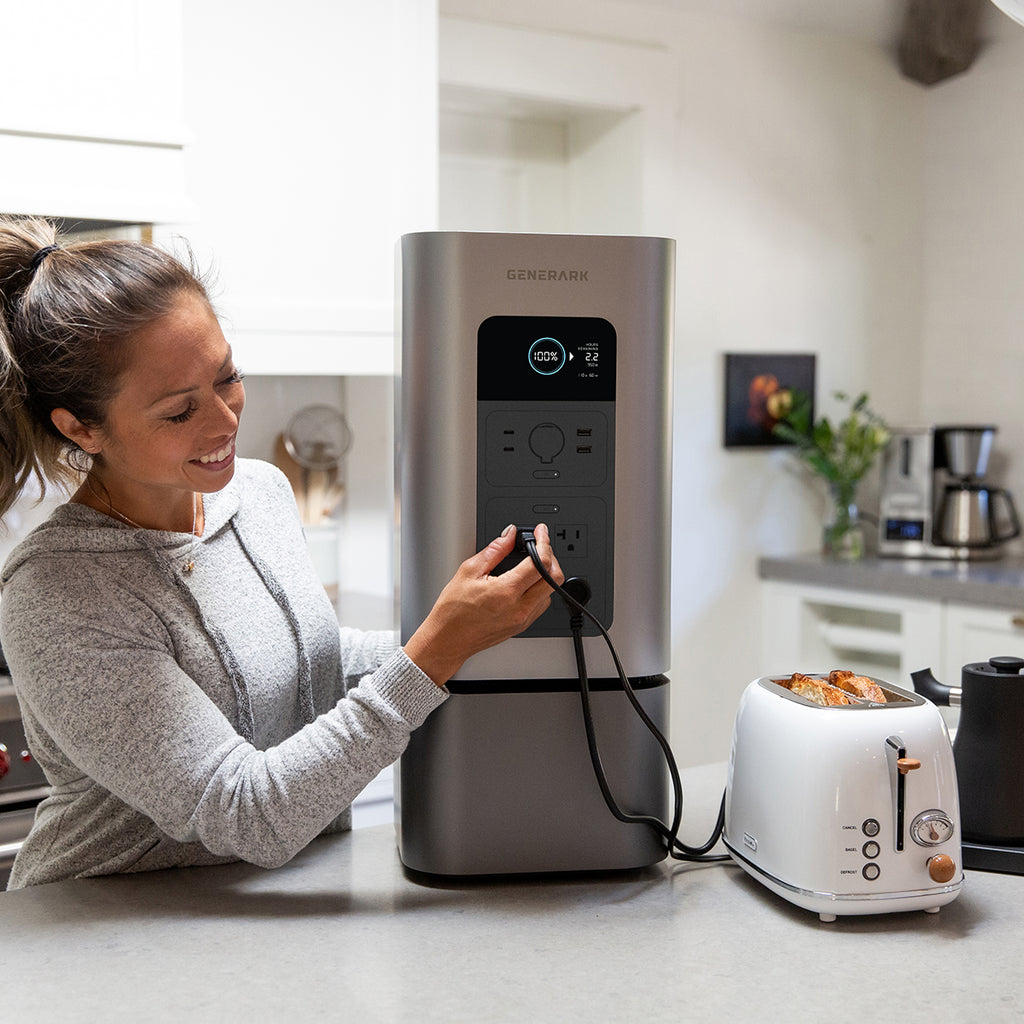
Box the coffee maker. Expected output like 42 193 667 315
879 425 1020 559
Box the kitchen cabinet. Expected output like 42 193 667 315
1 2 192 224
760 558 1024 733
760 580 944 683
161 0 439 378
943 601 1024 680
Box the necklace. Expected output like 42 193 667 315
86 478 199 575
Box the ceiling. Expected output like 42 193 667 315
631 0 1002 48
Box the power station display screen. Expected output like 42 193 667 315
477 316 616 402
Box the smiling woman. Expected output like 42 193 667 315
0 216 562 890
52 293 245 540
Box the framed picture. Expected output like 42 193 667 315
723 352 816 448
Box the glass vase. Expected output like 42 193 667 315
823 483 865 561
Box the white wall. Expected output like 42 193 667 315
919 16 1024 511
441 0 931 766
667 12 928 764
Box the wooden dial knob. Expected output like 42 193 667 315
928 854 956 883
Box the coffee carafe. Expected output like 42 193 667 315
935 482 1021 548
912 657 1024 872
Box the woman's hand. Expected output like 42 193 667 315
404 523 564 687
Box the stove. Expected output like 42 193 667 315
1 652 48 886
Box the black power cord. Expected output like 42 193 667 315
518 530 728 863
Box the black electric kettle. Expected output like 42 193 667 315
912 656 1024 848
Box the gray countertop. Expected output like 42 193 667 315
760 552 1024 608
2 763 1021 1023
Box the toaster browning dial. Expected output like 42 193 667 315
910 810 955 847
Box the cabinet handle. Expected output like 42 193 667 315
1012 615 1024 630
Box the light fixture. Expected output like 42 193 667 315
991 0 1024 25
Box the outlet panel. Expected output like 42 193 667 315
477 314 615 636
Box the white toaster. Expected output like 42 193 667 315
723 674 963 922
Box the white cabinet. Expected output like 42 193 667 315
0 2 191 223
162 0 439 377
761 581 944 684
943 602 1024 679
762 580 1024 734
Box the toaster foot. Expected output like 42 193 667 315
819 912 837 923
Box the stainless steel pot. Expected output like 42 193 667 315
935 483 1021 548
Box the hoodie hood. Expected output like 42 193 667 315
0 462 306 745
1 472 242 589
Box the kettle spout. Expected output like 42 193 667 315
910 667 957 706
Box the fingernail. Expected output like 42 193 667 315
501 524 516 537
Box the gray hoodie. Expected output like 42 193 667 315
0 458 445 889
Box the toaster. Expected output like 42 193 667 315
723 674 963 922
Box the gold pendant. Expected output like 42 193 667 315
183 560 195 575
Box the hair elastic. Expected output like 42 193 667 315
29 245 59 273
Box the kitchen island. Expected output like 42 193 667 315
2 763 1020 1023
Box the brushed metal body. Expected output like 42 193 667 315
397 231 674 681
394 232 675 875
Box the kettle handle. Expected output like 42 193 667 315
910 667 954 706
989 488 1021 542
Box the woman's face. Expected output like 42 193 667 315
87 290 245 520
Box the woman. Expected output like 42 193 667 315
0 216 561 889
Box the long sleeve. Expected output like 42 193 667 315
0 460 448 887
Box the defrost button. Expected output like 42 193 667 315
862 863 881 881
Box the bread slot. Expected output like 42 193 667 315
772 673 856 707
769 671 897 707
768 671 915 707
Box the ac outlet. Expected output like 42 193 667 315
554 524 588 558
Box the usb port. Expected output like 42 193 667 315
576 428 593 437
576 445 592 454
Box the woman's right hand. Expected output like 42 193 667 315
403 523 564 687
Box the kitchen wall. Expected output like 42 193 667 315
919 18 1024 495
663 8 929 765
439 0 937 765
669 4 1024 765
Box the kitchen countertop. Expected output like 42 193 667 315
760 552 1024 608
2 763 1021 1023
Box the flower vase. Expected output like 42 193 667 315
824 484 865 561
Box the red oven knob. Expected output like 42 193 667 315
0 743 9 779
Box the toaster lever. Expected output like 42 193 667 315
886 736 908 852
